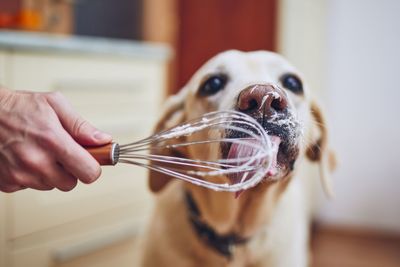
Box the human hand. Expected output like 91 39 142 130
0 88 112 192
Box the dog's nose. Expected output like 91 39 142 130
237 84 288 116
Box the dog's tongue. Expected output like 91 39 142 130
227 136 281 198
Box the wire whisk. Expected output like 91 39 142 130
85 111 273 192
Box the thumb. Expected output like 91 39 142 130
68 117 112 146
46 92 112 146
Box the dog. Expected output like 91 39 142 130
137 50 335 267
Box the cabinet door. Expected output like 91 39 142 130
6 51 165 239
7 205 142 267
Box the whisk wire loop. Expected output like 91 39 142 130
88 111 272 192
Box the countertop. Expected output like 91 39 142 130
0 31 172 60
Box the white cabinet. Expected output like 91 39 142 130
0 36 170 267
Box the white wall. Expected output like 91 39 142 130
319 0 400 232
278 0 327 100
279 0 400 232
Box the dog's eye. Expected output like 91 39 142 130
280 73 303 94
198 74 228 97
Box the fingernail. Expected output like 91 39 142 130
93 131 112 141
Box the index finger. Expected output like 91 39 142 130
48 128 102 184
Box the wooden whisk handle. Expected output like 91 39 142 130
85 143 119 166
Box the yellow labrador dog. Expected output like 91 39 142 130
138 50 334 267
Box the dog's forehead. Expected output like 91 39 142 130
200 50 298 80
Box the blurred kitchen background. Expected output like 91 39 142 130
0 0 399 267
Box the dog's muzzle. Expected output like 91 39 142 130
231 83 300 182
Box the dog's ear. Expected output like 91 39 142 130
148 88 189 193
306 101 337 198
